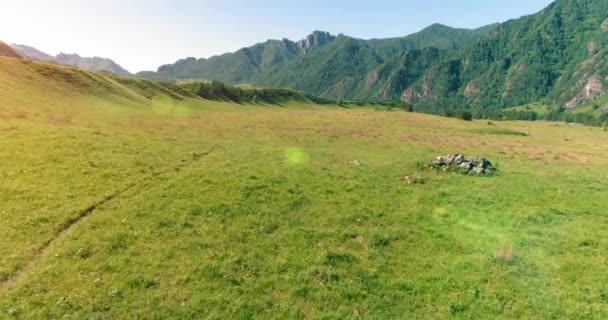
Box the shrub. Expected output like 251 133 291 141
325 252 357 266
449 303 467 315
472 128 528 136
456 110 473 121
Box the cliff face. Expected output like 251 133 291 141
297 31 336 52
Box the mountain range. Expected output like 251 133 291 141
138 0 608 111
136 24 496 93
10 44 132 76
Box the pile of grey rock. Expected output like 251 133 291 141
432 154 495 175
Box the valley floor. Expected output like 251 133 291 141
1 100 608 319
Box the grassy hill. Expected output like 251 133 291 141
2 55 608 318
0 56 331 122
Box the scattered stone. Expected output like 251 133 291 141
432 154 495 175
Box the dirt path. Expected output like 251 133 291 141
0 146 216 293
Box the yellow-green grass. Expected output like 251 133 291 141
1 57 608 319
570 97 608 116
509 99 608 118
508 102 549 114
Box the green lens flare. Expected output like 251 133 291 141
151 95 173 116
284 148 309 166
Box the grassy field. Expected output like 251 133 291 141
1 57 608 319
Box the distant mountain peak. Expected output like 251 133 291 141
57 52 82 58
421 23 478 33
12 44 132 76
297 31 336 52
426 23 451 29
11 44 53 61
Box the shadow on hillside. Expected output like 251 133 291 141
179 81 333 107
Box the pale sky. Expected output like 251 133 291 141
0 0 554 73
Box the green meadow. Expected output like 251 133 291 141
1 57 608 319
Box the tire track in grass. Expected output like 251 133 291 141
0 146 216 292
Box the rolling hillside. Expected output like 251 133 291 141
0 55 328 118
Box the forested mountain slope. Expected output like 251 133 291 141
140 0 608 111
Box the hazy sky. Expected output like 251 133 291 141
1 0 554 73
